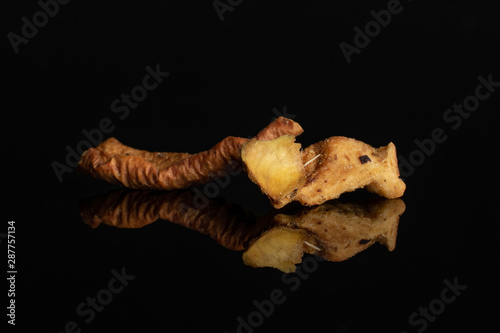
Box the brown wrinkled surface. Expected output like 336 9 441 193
79 190 269 251
295 136 406 206
77 117 303 190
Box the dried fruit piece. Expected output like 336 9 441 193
297 136 405 206
242 135 405 208
241 135 305 208
77 117 303 190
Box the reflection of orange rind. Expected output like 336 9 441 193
77 117 303 190
242 135 406 208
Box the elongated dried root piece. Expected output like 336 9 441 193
242 199 405 272
242 135 405 208
77 117 303 190
241 135 305 208
79 190 268 251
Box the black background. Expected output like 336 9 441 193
1 1 499 332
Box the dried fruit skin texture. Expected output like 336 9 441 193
77 117 303 190
297 136 405 206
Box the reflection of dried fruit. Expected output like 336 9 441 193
275 199 405 261
242 135 406 208
242 199 405 272
77 117 303 190
80 188 405 272
78 190 268 251
241 135 305 209
242 227 306 273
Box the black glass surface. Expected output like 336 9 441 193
2 1 498 332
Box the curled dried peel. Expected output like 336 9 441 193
77 117 303 190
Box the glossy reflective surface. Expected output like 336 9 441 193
79 190 405 272
5 1 496 332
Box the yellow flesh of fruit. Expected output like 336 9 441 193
242 135 304 201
